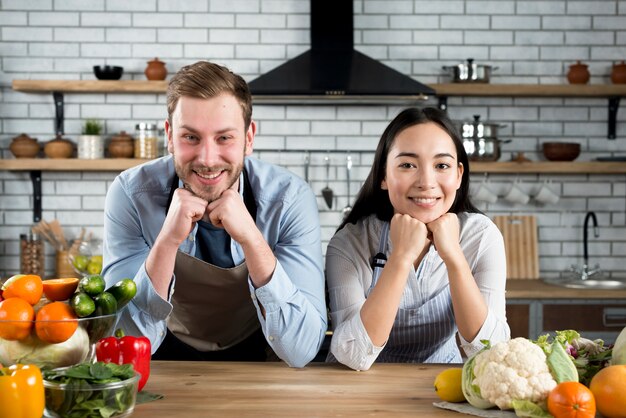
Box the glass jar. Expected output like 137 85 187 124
134 123 158 159
20 232 45 276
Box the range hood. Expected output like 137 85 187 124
249 0 435 104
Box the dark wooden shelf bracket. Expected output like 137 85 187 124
608 96 621 139
437 96 448 112
30 170 42 223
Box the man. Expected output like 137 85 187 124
102 61 327 367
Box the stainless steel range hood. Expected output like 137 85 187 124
249 0 434 104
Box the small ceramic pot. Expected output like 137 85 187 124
567 60 590 84
611 60 626 84
145 58 167 81
10 133 40 158
108 131 135 158
44 135 74 159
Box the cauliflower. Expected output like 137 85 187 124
469 338 557 410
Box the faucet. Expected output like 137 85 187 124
580 211 600 279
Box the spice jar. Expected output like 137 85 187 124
20 232 45 276
108 130 135 158
134 123 158 159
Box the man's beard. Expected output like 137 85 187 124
174 160 244 203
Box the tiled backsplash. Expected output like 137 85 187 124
1 0 626 279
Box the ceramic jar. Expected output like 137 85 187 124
145 58 167 81
567 60 590 84
108 131 135 158
10 133 40 158
44 135 74 158
611 61 626 84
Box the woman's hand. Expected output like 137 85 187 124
389 213 430 266
427 213 462 262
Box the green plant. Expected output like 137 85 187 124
82 119 102 135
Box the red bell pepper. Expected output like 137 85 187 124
96 329 151 391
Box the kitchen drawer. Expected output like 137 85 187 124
543 304 626 331
506 303 530 338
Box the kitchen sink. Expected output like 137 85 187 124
543 277 626 290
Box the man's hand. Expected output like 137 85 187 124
206 188 257 245
160 188 208 247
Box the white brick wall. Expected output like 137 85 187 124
1 0 626 280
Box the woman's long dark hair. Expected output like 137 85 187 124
339 107 479 231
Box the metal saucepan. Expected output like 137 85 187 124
456 115 510 162
442 58 498 83
457 115 506 139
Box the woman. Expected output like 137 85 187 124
326 107 510 371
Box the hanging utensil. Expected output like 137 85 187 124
321 154 333 209
303 152 310 184
342 154 352 218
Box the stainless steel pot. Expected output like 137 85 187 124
442 58 497 83
457 115 510 162
457 115 505 139
463 137 511 162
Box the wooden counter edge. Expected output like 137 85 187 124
506 279 626 299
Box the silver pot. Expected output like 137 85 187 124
442 58 497 83
457 115 510 162
457 115 505 139
463 137 511 162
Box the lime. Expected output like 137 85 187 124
434 368 465 403
72 255 89 271
78 275 105 296
86 261 102 275
106 279 137 309
94 291 118 316
70 292 96 318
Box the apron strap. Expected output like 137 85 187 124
367 222 389 296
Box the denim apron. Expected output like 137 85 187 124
158 170 265 357
367 222 461 363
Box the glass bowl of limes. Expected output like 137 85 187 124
68 239 103 277
0 274 118 370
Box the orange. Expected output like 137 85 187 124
42 278 79 301
547 381 596 418
589 365 626 418
2 274 43 305
35 301 78 344
0 297 35 340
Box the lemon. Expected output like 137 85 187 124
434 368 465 403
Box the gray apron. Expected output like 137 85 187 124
165 171 260 351
367 222 461 363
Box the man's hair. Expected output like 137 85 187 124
166 61 252 130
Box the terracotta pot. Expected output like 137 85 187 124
10 133 40 158
567 60 590 84
145 58 167 81
108 131 135 158
44 135 74 159
611 60 626 84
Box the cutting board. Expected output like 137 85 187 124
493 215 539 279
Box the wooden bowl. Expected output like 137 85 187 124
10 133 40 158
542 142 581 161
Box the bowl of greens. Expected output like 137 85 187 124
43 362 139 418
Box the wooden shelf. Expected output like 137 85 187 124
12 80 626 97
2 158 626 174
0 158 152 171
431 83 626 97
12 80 167 93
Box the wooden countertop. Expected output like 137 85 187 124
506 279 626 299
132 361 458 418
